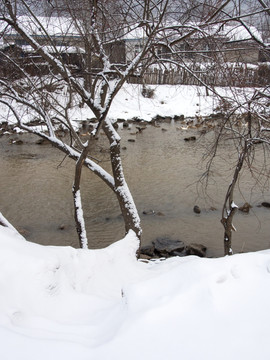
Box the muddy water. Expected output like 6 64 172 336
1 122 270 257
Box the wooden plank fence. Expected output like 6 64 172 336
128 64 270 87
1 50 269 87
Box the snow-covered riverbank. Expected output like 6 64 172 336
0 84 255 129
71 84 251 123
1 221 270 360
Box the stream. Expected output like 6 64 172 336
1 121 270 257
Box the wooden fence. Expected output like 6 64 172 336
1 51 269 87
128 64 270 87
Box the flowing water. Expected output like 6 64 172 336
1 122 270 257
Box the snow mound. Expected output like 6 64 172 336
1 226 270 360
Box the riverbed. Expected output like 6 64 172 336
1 122 269 257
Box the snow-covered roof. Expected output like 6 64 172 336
206 24 263 43
122 22 263 44
21 44 85 54
1 16 80 38
122 26 146 41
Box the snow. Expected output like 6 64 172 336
1 224 270 359
0 83 215 125
224 24 263 43
109 84 219 121
21 44 85 54
73 189 88 249
123 26 147 41
1 16 80 37
122 22 263 43
204 23 263 43
231 201 238 209
1 81 261 131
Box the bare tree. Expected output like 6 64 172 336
0 0 181 250
201 84 270 255
0 0 150 248
1 0 269 256
149 0 270 255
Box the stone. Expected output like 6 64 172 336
186 243 207 257
142 210 155 215
193 205 201 214
140 244 155 257
142 210 164 216
184 136 196 141
171 250 187 257
36 138 50 145
10 138 23 145
262 202 270 208
152 115 172 123
135 126 147 133
152 115 163 122
128 139 135 142
153 237 185 255
139 254 152 261
131 117 144 123
174 115 185 121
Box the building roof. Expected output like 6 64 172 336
0 16 80 38
122 22 263 44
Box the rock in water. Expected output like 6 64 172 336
184 136 196 141
186 243 207 257
153 237 185 256
193 205 201 214
140 244 155 257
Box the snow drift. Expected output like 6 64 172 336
1 224 270 360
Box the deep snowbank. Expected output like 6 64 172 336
1 225 270 360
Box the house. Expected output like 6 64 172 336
0 15 125 74
123 22 263 65
0 16 86 75
217 24 263 63
122 25 172 63
1 16 82 47
0 16 265 83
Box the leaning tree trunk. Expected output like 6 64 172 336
221 204 238 256
221 145 247 255
102 120 142 246
72 143 90 249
